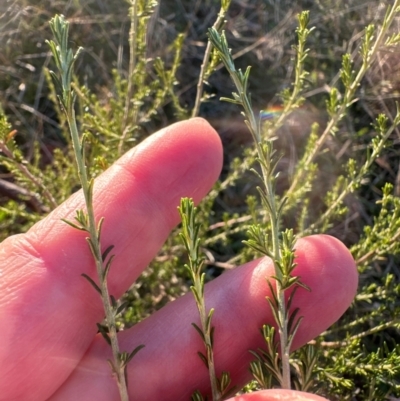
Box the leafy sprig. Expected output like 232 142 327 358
286 0 400 202
192 0 231 117
305 108 400 234
47 14 143 401
179 198 233 401
208 13 312 389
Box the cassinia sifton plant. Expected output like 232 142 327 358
204 3 400 394
207 12 314 390
1 0 400 400
47 15 144 401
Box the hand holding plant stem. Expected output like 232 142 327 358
0 117 358 401
47 15 143 401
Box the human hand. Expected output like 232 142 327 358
0 118 357 401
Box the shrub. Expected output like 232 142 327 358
1 0 400 399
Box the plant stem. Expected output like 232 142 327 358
0 141 58 210
68 114 129 401
286 0 400 199
192 0 230 118
305 112 400 234
179 198 226 400
207 27 293 389
264 12 313 139
47 15 130 400
119 0 139 155
196 282 221 401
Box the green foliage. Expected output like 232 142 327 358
179 198 233 401
47 14 143 401
1 0 400 399
353 183 400 270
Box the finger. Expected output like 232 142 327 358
228 389 328 401
49 235 358 401
0 118 223 401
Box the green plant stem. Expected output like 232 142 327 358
0 141 58 210
47 15 130 401
235 71 291 392
265 182 291 389
305 112 400 234
356 228 400 265
119 0 139 155
67 110 129 401
179 198 229 400
192 0 230 118
208 28 292 389
287 0 400 199
195 282 220 401
264 12 312 138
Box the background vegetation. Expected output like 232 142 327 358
1 0 400 399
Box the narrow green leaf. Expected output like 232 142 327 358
85 237 97 259
97 217 105 240
81 273 101 295
205 308 214 334
190 286 202 306
110 295 117 309
87 178 94 205
102 244 115 262
192 322 206 342
97 323 111 346
266 297 282 329
286 286 300 311
116 301 129 315
287 307 300 334
210 326 215 348
103 254 115 280
191 390 205 401
197 351 209 368
219 371 231 393
61 218 86 231
266 279 279 307
126 344 145 364
220 96 242 105
287 316 304 350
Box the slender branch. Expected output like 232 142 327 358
305 112 400 234
286 0 400 199
0 140 58 210
119 0 139 155
47 15 134 401
264 12 314 139
356 231 400 265
192 0 231 117
179 198 226 401
207 26 294 389
69 115 129 401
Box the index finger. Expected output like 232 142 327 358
0 118 223 401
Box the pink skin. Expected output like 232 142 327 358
0 118 358 401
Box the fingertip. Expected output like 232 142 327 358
296 234 358 302
291 234 358 346
168 117 224 179
229 389 328 401
117 117 223 207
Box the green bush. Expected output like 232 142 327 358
1 0 400 399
